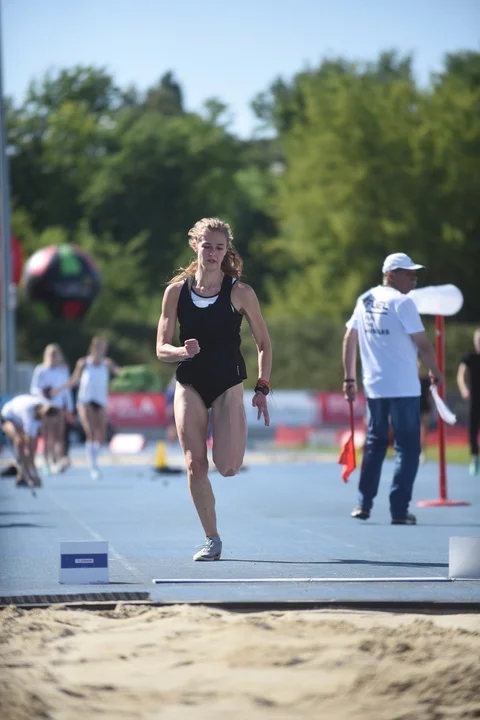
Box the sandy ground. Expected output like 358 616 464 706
1 605 479 720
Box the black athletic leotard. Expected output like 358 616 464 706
175 275 247 408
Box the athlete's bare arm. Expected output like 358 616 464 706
232 282 272 426
50 358 86 396
106 358 122 377
232 283 272 380
457 362 470 400
156 282 199 362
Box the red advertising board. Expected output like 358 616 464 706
107 393 167 427
316 392 367 425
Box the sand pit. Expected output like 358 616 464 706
1 604 479 719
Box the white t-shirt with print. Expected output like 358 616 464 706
1 394 43 437
346 285 425 398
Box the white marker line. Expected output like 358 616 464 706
46 492 146 585
152 576 451 584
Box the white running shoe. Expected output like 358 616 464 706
193 536 222 561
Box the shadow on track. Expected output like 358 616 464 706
224 558 448 568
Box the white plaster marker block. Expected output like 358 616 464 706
449 537 480 579
60 541 109 584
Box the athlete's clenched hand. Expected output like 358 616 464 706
252 391 270 427
183 338 201 358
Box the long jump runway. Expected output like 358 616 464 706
0 458 479 606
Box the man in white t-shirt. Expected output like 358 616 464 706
342 253 443 524
0 394 59 487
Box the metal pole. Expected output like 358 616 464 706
0 0 16 394
435 314 447 500
417 312 469 507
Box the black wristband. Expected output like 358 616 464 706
254 383 270 396
344 379 356 383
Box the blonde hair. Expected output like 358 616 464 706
43 343 65 367
169 217 243 283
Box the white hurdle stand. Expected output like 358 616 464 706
60 541 109 584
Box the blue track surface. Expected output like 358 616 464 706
0 458 479 604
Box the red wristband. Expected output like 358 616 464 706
256 378 271 389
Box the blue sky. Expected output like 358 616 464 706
3 0 479 137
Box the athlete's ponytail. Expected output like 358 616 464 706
220 245 243 279
169 218 243 283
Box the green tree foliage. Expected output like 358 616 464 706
258 52 480 324
82 109 243 286
9 65 277 374
144 71 184 115
8 52 480 389
9 67 122 230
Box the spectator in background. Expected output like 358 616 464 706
30 343 74 473
342 253 443 525
457 329 480 476
0 394 60 487
54 336 121 480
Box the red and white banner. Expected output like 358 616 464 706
107 390 367 429
107 393 167 427
316 392 367 425
244 389 319 428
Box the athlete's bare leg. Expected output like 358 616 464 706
174 383 217 537
77 404 106 478
53 413 65 463
2 421 27 482
25 436 41 485
91 407 106 444
56 411 70 470
42 416 56 469
77 404 94 442
211 383 247 476
2 422 40 485
78 405 106 443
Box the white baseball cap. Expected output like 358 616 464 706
382 252 425 274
